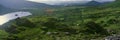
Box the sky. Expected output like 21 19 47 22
0 0 115 8
0 0 115 5
27 0 115 5
27 0 115 1
27 0 91 1
27 0 115 2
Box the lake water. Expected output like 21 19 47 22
0 12 32 25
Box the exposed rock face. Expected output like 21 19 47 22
105 35 120 40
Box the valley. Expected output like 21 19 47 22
0 0 120 40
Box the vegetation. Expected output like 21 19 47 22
1 0 120 40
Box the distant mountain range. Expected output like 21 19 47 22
56 1 102 6
0 0 115 9
0 5 14 14
0 0 54 9
0 0 115 15
84 1 102 6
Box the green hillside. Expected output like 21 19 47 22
1 0 120 40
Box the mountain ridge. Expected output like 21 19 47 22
0 0 115 9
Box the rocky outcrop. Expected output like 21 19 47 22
105 35 120 40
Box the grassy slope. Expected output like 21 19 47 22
1 0 120 40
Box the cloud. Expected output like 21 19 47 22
95 0 115 2
27 0 92 1
27 0 115 5
27 0 115 2
27 0 92 5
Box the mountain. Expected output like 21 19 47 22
51 1 114 7
0 5 20 14
51 1 90 5
102 0 120 7
0 0 53 9
85 1 102 6
0 5 4 10
2 0 120 40
0 5 11 14
0 0 115 9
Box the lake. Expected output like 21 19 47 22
0 12 32 25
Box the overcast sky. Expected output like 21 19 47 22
0 0 116 6
27 0 115 5
27 0 115 2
